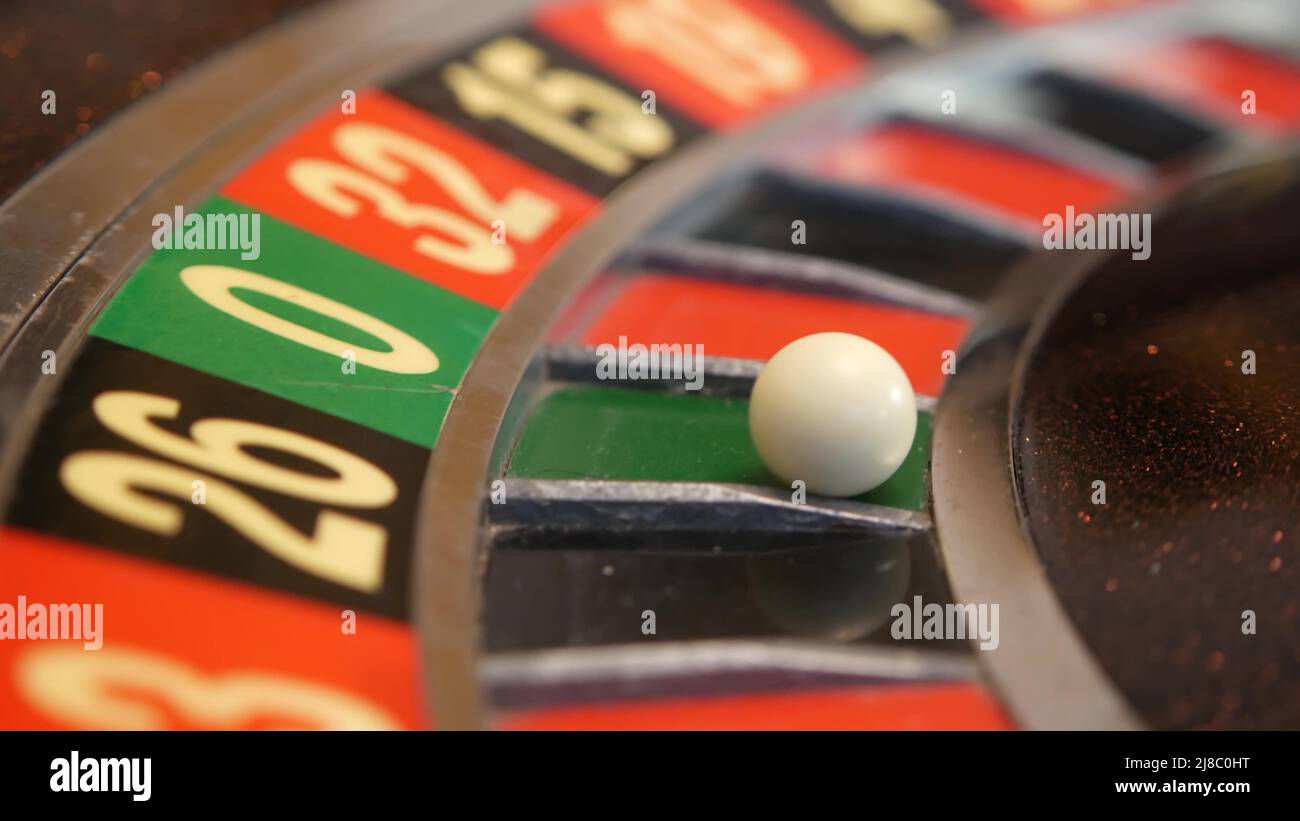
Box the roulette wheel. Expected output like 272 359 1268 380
1 0 1299 734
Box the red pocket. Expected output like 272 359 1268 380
581 274 969 396
497 683 1013 730
803 123 1129 230
0 529 428 730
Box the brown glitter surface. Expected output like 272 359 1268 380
0 0 324 201
1016 153 1300 729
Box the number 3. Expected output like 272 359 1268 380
19 645 402 730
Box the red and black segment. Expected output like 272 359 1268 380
674 168 1030 298
1 0 1299 737
1017 68 1226 167
1107 37 1300 134
785 118 1135 232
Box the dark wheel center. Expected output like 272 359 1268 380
1015 150 1300 729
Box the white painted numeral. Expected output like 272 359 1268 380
180 265 438 375
60 390 394 592
19 645 401 730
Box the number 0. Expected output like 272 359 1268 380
180 265 438 374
